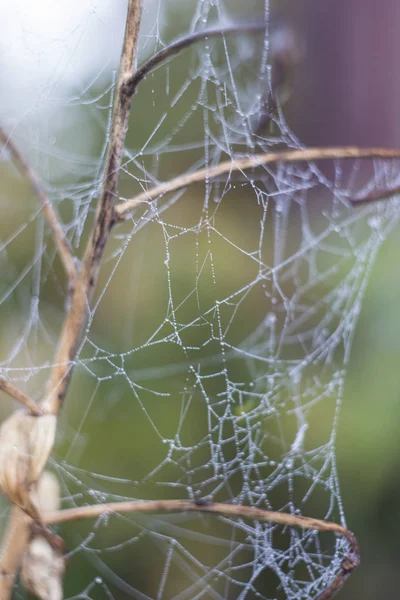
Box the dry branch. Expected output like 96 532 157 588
0 378 42 416
0 506 32 598
125 23 267 97
43 0 142 415
0 2 143 596
351 182 400 205
0 127 76 283
44 498 359 600
115 146 400 219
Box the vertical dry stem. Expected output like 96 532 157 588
43 0 142 415
0 506 32 598
0 2 142 597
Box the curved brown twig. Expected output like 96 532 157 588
351 183 400 205
0 127 76 283
115 146 400 220
0 378 42 416
44 498 360 600
125 23 267 97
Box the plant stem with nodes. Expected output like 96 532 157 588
3 4 399 598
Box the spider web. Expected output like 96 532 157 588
0 1 399 599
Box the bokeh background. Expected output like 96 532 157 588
1 0 400 598
283 2 400 598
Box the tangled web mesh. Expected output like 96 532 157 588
1 1 400 598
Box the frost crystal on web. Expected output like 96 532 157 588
0 1 399 599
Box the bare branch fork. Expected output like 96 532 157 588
3 3 399 599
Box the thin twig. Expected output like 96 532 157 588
0 127 76 283
351 182 400 205
0 378 42 416
44 498 352 535
42 0 142 415
115 146 400 219
125 23 267 97
44 499 359 600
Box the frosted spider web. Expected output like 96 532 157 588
0 1 400 599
